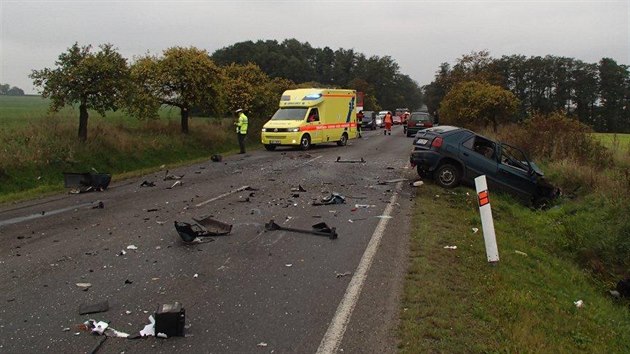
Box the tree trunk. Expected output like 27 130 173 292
78 103 89 142
180 107 189 134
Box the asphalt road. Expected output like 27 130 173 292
0 125 419 354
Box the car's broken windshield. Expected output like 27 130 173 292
500 144 530 171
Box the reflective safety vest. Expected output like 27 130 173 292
236 113 248 134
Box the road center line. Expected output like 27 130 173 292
0 200 104 227
316 182 402 354
195 185 250 207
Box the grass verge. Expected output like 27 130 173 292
0 114 253 204
399 183 630 353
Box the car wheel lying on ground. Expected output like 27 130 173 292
409 125 560 207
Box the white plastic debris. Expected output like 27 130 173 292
76 283 92 289
193 273 199 278
140 315 155 337
574 300 584 308
125 310 132 315
443 245 457 249
126 245 138 250
285 264 293 267
472 227 479 233
515 250 528 256
257 342 268 347
412 180 424 187
119 250 127 256
89 320 109 335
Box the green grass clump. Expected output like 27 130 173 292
399 184 630 353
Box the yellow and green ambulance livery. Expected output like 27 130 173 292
261 88 358 150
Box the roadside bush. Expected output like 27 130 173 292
496 112 612 168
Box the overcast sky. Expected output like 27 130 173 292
1 0 628 94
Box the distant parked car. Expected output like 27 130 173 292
405 112 433 136
392 115 402 125
360 111 377 130
409 126 559 207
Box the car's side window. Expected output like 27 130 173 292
464 136 496 160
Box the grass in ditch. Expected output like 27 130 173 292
399 183 630 353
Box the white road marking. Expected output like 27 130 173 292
195 185 250 207
316 182 402 354
296 155 322 167
0 200 104 227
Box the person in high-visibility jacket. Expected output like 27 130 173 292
384 111 393 135
234 108 248 154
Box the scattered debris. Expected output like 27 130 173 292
257 342 268 347
285 264 293 267
155 302 186 337
472 227 479 233
514 250 528 256
90 335 107 353
163 170 184 181
335 272 352 278
76 283 92 290
412 180 424 187
609 290 621 298
617 278 630 297
335 156 366 163
574 299 584 308
167 180 183 189
140 180 156 187
354 204 374 208
291 185 307 192
211 154 223 162
264 219 338 239
312 193 345 206
443 245 457 249
138 315 156 337
378 178 407 185
79 300 109 315
126 245 138 250
64 172 111 193
174 217 232 242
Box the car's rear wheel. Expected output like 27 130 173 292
300 134 311 150
435 164 460 188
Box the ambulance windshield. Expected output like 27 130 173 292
271 108 308 120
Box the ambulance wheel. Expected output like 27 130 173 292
300 134 311 150
264 144 276 151
337 133 348 146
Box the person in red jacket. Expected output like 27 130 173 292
384 111 393 135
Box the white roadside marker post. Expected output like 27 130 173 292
474 175 499 263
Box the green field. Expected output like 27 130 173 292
0 95 182 128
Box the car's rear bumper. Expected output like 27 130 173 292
409 150 441 171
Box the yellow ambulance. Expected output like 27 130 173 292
261 88 358 150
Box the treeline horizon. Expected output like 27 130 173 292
423 51 630 133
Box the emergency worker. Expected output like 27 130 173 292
384 111 393 135
234 108 248 154
356 110 364 138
